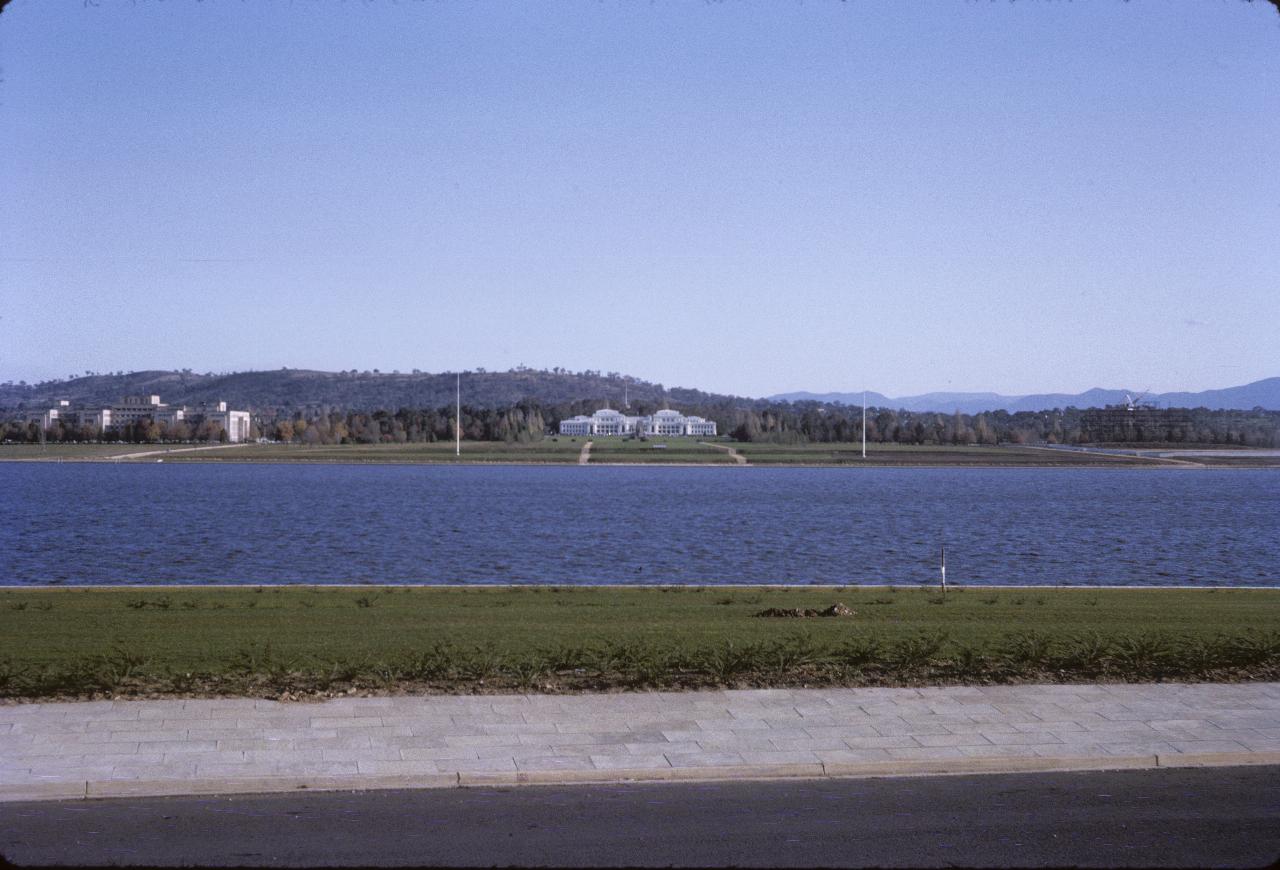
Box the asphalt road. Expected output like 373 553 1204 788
1 766 1278 868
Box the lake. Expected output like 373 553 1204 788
2 464 1277 587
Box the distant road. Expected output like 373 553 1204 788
1 766 1276 867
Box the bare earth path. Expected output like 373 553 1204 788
701 441 747 465
109 443 249 461
578 440 593 465
1020 444 1205 467
2 682 1276 803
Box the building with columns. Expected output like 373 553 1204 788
559 407 716 437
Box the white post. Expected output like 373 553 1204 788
862 391 867 459
455 373 461 457
940 543 947 592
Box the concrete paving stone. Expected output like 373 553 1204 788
241 749 327 764
956 745 1041 759
9 741 126 758
1032 743 1112 758
399 747 482 762
515 755 594 772
1236 738 1280 751
441 734 522 748
518 732 622 747
1099 742 1181 756
706 717 771 730
319 748 404 763
84 719 160 732
213 738 292 751
235 717 315 730
105 729 188 743
551 744 631 758
942 721 1020 735
434 757 517 773
138 740 220 754
552 720 633 734
1208 715 1279 729
159 718 236 731
348 724 416 738
897 715 978 729
307 717 385 729
665 752 746 768
841 735 921 750
793 704 835 717
737 750 822 766
137 706 192 720
375 716 456 728
472 745 574 761
293 735 374 750
691 735 779 752
590 754 671 770
375 735 448 751
28 752 167 767
752 736 844 752
107 762 200 780
450 714 528 727
982 731 1063 746
474 722 559 735
1070 716 1161 732
1011 720 1085 733
801 725 882 740
659 729 716 743
158 749 246 765
626 741 699 754
886 746 968 761
914 733 993 748
27 766 116 782
871 722 955 737
764 737 850 752
621 719 701 732
778 716 845 728
1054 729 1161 745
9 722 87 736
1167 740 1252 754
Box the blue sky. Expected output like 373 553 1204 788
2 1 1277 398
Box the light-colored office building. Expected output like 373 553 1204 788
25 395 251 442
559 407 716 437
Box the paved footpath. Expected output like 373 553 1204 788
2 683 1277 802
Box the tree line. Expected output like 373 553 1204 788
4 400 1278 447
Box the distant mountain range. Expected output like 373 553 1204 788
3 369 1277 414
771 378 1280 414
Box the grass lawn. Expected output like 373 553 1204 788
165 441 586 464
1 586 1276 699
0 444 167 460
730 443 1150 466
587 439 735 463
7 441 1271 466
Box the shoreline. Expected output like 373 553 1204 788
4 582 1280 590
5 457 1269 469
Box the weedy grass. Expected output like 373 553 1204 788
0 586 1276 699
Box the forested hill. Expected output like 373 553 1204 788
0 368 745 412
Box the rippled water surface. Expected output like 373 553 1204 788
2 464 1277 586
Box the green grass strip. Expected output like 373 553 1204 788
0 586 1276 699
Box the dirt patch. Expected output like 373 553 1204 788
755 603 854 618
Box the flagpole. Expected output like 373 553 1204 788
862 391 867 459
456 373 461 457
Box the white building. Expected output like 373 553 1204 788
110 395 185 428
190 401 252 443
559 407 716 437
25 395 251 442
